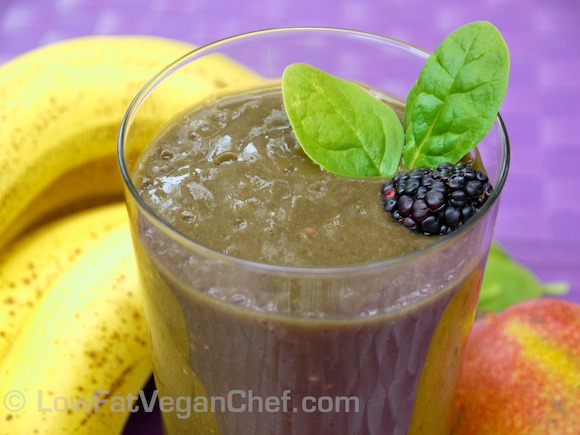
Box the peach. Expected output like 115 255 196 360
451 298 580 434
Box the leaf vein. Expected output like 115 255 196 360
309 79 381 173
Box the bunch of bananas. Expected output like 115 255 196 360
0 36 257 434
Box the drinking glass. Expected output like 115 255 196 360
118 27 509 435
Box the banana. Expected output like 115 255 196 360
0 202 129 364
0 35 260 433
0 213 149 434
0 35 259 248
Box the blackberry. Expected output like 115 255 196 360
381 162 494 236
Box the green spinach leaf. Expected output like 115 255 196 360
404 21 510 169
478 241 569 313
282 63 404 178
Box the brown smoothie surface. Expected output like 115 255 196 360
134 83 437 267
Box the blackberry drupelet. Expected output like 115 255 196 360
382 162 493 236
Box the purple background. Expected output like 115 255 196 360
1 0 578 433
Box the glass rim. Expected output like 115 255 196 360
118 26 510 276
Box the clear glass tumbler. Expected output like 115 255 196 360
118 28 509 435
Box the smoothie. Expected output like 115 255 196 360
131 83 486 435
134 83 436 267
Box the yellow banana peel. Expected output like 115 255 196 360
0 202 129 364
0 35 259 248
0 34 262 434
0 209 149 434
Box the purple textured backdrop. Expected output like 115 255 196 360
1 0 578 433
